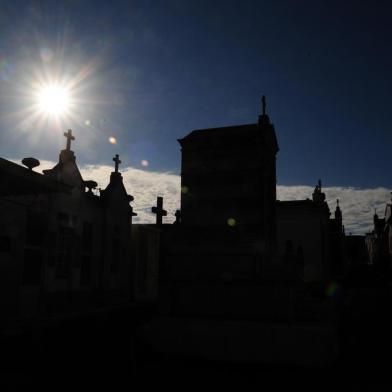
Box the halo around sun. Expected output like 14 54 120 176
18 60 96 137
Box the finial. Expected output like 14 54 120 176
113 154 121 173
335 198 342 221
22 157 40 170
262 95 267 116
64 129 75 151
318 179 322 190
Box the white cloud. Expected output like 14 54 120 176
16 159 392 233
277 185 391 235
81 166 390 234
34 159 181 224
80 163 181 224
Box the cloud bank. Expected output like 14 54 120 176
276 185 390 235
28 160 392 234
79 163 181 224
35 160 180 224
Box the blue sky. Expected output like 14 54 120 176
0 0 391 189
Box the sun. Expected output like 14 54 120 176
37 84 70 115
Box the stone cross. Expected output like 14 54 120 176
152 196 167 225
113 154 121 173
64 129 75 151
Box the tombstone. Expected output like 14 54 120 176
151 196 167 226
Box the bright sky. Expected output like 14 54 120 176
0 0 391 190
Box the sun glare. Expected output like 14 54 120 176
37 84 70 115
18 60 96 135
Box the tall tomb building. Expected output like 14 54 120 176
160 97 280 320
178 96 279 258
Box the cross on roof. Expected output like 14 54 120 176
262 95 267 115
64 129 75 151
151 196 167 225
113 154 121 173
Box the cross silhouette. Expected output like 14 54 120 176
64 129 75 151
113 154 121 173
151 196 167 225
262 95 267 115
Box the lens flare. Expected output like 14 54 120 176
40 48 54 63
0 54 13 81
227 218 236 226
141 159 149 167
108 136 117 144
15 57 97 138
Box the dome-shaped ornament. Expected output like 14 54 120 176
21 157 40 170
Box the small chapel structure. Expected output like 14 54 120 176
276 180 346 282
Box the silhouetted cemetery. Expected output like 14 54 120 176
0 98 392 387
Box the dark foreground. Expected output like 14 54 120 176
0 304 392 391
